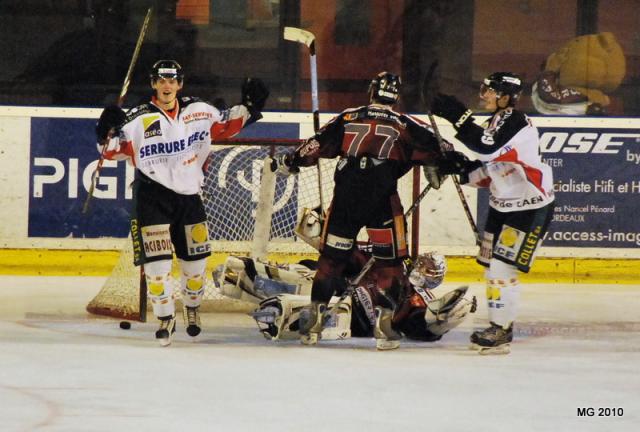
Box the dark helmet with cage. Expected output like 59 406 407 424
480 72 523 106
369 71 401 105
150 59 184 82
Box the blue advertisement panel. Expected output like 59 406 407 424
29 118 300 238
478 125 640 248
29 118 132 238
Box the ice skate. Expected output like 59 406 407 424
299 302 326 345
470 322 513 355
183 306 201 338
373 307 402 351
155 315 176 347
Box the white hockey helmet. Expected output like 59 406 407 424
408 252 447 289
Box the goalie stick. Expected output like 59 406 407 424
283 26 325 214
83 7 153 215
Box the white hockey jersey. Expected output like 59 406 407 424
100 96 250 194
455 108 554 212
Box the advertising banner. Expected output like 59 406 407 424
478 125 640 249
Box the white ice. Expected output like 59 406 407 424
0 276 638 432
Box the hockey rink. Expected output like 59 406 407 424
0 276 638 432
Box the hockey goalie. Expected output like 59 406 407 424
215 212 476 350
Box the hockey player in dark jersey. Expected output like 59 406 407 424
271 71 452 347
430 72 555 354
94 60 268 346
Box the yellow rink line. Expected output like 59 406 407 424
0 249 638 285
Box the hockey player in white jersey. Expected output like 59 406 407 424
95 60 268 346
430 72 555 354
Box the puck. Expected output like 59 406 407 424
119 321 131 330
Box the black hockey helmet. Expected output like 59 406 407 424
480 72 523 106
369 71 401 105
150 59 184 82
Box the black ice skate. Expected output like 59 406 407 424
155 315 176 347
373 307 402 351
470 322 513 355
299 302 327 345
183 306 202 338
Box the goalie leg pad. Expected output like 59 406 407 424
179 258 207 308
144 259 175 318
251 294 351 341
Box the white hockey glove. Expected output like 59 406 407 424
270 153 299 175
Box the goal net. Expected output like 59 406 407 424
86 138 419 320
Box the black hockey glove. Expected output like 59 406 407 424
241 77 269 123
436 151 482 184
212 97 228 112
430 94 474 129
270 153 299 175
96 105 126 141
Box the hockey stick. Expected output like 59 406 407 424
427 113 480 244
419 62 480 244
283 26 325 213
82 7 153 214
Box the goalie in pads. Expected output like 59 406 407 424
216 245 476 349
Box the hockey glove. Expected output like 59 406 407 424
96 105 126 141
423 165 445 190
431 94 474 129
270 153 299 175
241 77 269 123
436 151 482 184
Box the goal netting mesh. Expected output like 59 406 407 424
86 139 417 320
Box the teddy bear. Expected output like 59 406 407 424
531 32 626 115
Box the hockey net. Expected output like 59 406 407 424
86 138 418 320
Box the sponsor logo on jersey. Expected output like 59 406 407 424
494 225 525 262
517 225 542 268
325 233 353 250
185 222 211 256
141 224 173 258
143 115 162 139
139 130 209 159
183 111 213 124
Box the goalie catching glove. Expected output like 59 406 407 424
270 153 299 175
96 105 126 141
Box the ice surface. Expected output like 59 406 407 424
0 276 638 432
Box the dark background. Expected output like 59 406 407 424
1 0 638 115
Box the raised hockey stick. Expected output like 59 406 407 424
82 7 153 215
419 62 480 244
427 113 480 244
283 26 325 213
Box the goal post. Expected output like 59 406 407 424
86 138 422 320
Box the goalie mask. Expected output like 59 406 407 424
150 59 184 82
408 252 447 290
369 71 401 105
480 72 523 107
